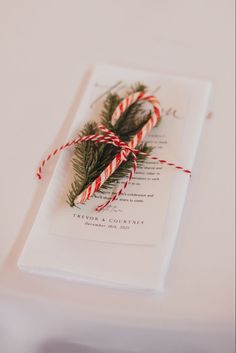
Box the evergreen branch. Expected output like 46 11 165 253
67 83 155 207
100 93 122 127
127 82 147 95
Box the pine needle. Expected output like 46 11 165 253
67 83 155 207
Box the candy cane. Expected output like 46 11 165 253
36 91 191 211
74 92 161 205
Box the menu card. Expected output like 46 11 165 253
18 65 211 291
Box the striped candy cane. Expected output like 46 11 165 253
36 91 191 211
74 92 161 206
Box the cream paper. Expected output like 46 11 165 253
18 65 211 291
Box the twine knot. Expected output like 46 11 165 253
36 91 191 212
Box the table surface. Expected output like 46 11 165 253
0 1 234 353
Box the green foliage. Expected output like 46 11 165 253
100 93 121 128
67 83 155 207
127 82 147 95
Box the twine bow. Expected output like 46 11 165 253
37 91 191 211
36 124 191 212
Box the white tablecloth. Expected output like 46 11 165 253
0 1 234 352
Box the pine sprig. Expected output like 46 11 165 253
67 83 155 207
100 93 121 128
67 122 100 206
67 122 121 206
127 82 147 95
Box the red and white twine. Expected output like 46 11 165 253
37 91 191 211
